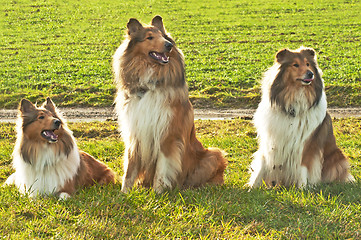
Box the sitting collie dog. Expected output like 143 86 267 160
5 98 116 198
248 47 354 188
113 15 227 193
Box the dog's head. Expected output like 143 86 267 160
19 97 63 143
126 15 174 65
269 47 324 112
275 47 319 86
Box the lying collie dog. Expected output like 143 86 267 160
248 47 354 188
113 15 227 193
5 98 116 198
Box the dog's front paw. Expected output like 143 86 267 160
4 173 16 186
121 185 130 194
58 192 71 200
153 177 174 194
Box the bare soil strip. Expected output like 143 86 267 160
1 107 360 122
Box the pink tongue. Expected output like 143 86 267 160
160 55 168 62
43 130 58 141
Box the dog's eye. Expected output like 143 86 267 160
293 63 299 67
306 63 310 66
39 116 45 119
147 36 154 40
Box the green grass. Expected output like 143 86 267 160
1 0 361 109
1 0 361 238
1 119 360 239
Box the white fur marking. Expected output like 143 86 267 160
58 192 71 200
10 144 80 197
299 166 308 188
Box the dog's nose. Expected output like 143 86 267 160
165 41 173 52
306 70 314 79
54 119 61 129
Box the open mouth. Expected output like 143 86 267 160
297 78 314 85
41 130 58 143
149 52 169 64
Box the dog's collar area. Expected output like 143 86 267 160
287 106 296 117
136 87 149 98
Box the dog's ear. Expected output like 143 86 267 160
43 97 56 113
19 99 36 114
127 18 143 35
276 49 292 64
300 47 316 60
151 15 166 34
19 99 38 128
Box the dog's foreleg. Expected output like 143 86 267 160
121 149 140 193
247 152 265 188
121 166 138 193
298 165 309 188
4 173 16 186
153 149 182 193
248 168 264 188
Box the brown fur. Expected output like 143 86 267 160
163 100 226 188
301 113 351 182
16 98 116 197
59 151 117 196
113 16 227 192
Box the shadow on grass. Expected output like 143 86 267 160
1 179 360 238
50 180 361 238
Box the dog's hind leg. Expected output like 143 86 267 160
322 149 354 183
184 148 226 187
318 115 354 183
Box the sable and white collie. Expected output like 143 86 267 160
5 98 116 198
248 47 354 188
113 15 227 193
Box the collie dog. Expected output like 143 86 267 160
248 47 354 188
113 16 227 193
5 98 116 198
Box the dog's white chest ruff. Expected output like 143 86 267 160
117 88 173 164
7 145 80 197
249 92 327 187
116 87 186 193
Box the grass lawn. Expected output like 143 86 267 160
1 0 361 109
1 0 361 238
0 119 360 239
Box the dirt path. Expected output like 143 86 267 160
1 107 361 122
